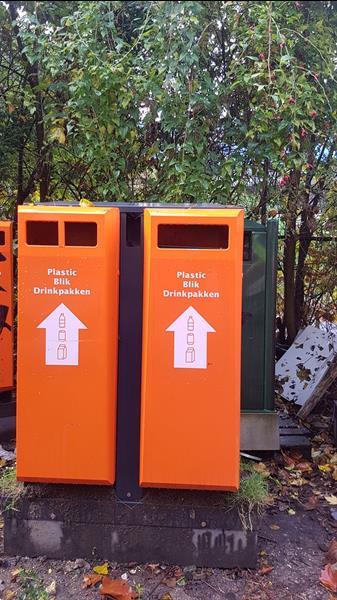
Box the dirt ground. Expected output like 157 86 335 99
0 398 336 600
0 500 335 600
0 466 336 600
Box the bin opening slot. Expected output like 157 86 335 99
65 222 97 247
158 224 229 249
126 213 141 247
243 232 252 261
0 232 4 246
26 221 58 246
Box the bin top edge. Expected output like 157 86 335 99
144 207 244 218
18 205 116 215
30 202 243 210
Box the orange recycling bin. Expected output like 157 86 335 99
17 206 120 484
0 221 14 392
140 208 244 491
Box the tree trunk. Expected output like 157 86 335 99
9 2 50 202
283 170 300 343
295 206 312 328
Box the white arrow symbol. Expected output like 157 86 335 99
37 302 87 366
166 306 215 369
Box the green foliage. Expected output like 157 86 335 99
233 461 270 530
0 467 24 512
0 1 336 330
16 569 49 600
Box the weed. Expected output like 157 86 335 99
16 568 49 600
0 466 24 512
231 462 270 530
135 582 144 598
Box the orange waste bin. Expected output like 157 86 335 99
0 221 13 392
17 206 120 484
140 208 244 491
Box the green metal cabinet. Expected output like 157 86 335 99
240 220 279 450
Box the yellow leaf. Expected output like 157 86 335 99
253 462 270 477
288 508 296 515
0 458 6 467
269 524 280 530
50 126 66 144
79 198 94 207
330 453 337 466
289 477 307 487
31 190 40 203
319 464 332 473
93 562 109 575
325 495 337 506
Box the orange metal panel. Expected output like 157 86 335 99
140 208 244 491
0 221 14 391
17 206 120 484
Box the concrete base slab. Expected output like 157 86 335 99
4 485 257 569
241 412 280 451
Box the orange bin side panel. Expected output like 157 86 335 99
16 206 120 484
0 222 14 391
140 208 244 491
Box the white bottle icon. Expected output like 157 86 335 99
185 314 196 363
59 313 66 328
187 316 194 331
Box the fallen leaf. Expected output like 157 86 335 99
4 591 15 600
297 366 311 382
269 524 280 531
288 508 296 515
46 580 57 596
312 448 323 462
253 462 270 477
99 576 137 599
79 198 94 207
327 540 337 564
319 465 332 473
303 495 319 511
82 573 103 588
10 569 21 582
281 451 296 468
162 577 177 588
289 476 307 487
7 104 14 114
320 563 337 592
330 454 337 466
332 466 337 482
326 496 337 506
259 564 273 575
160 594 173 600
147 563 160 572
296 462 312 473
0 458 6 468
93 562 109 575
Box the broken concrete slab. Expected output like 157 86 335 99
276 324 337 418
